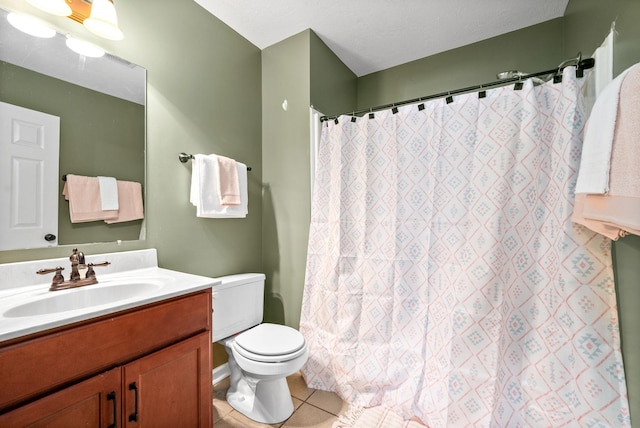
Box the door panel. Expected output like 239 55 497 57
0 101 60 250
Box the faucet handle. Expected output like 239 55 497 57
37 267 65 285
86 261 111 279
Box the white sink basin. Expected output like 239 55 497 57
4 281 163 318
0 251 218 342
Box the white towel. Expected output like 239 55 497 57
575 64 638 194
190 154 248 218
189 155 202 206
97 176 119 211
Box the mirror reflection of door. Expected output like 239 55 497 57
0 101 60 250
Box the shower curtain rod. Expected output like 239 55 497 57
320 53 595 123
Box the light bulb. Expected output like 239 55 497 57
65 36 105 58
83 0 124 41
7 12 55 38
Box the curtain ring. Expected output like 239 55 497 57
446 92 454 104
478 85 487 99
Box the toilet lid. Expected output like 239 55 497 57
234 323 306 362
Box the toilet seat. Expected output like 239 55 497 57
234 323 306 363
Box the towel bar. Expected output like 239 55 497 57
178 153 251 171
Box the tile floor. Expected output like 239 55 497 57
213 372 348 428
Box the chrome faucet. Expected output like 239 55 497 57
37 248 110 291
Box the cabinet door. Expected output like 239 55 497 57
123 333 212 428
0 367 120 427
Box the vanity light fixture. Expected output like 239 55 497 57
65 35 105 58
83 0 124 41
6 12 55 38
26 0 72 17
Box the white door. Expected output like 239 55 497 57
0 101 60 250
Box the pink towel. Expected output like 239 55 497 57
573 194 630 240
104 180 144 224
216 155 241 205
573 62 640 239
62 174 118 223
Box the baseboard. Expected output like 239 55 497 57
213 363 230 385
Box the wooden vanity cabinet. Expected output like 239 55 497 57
0 289 213 427
0 367 121 427
123 333 210 427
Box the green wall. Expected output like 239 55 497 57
125 0 263 277
309 31 358 116
357 18 565 110
261 30 312 328
261 30 357 329
0 61 144 245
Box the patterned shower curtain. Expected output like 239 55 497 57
300 67 630 427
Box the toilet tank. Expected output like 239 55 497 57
212 273 265 342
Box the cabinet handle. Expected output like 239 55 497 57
128 382 139 422
107 391 117 428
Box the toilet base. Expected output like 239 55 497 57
227 376 294 424
219 327 308 424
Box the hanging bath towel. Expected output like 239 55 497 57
190 154 248 218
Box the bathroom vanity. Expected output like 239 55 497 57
0 249 216 427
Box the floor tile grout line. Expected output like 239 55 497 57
302 400 341 416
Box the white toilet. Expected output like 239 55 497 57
212 273 308 424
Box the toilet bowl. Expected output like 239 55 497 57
221 323 308 423
213 274 309 424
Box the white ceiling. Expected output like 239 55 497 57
195 0 570 77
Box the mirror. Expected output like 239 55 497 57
0 7 145 251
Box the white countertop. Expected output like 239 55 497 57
0 250 218 342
